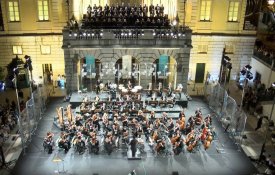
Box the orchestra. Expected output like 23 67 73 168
47 78 216 158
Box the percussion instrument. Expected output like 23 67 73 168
131 89 138 93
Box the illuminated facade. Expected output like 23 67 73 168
0 0 257 92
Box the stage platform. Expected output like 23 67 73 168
70 91 188 109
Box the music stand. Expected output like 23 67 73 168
52 152 67 174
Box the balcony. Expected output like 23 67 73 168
253 48 274 68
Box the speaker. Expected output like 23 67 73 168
172 172 179 175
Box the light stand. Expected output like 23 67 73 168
13 70 26 154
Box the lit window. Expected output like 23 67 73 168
200 0 212 21
228 1 239 22
198 45 208 54
38 0 49 21
40 45 51 54
8 1 20 22
12 46 22 55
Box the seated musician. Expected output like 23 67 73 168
44 131 54 154
92 113 100 131
204 114 212 127
149 111 156 124
155 139 166 154
127 80 132 89
57 131 70 153
122 127 129 144
74 133 86 154
104 133 113 155
88 137 99 154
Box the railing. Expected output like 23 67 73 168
19 84 49 150
204 81 247 151
253 48 274 68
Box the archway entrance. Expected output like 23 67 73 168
152 55 177 89
115 56 139 87
78 56 101 91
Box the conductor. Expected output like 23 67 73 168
130 136 138 157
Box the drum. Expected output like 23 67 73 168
131 89 138 93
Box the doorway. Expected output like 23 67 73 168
195 63 205 83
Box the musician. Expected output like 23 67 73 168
130 136 138 157
156 139 165 155
167 82 173 97
149 111 156 124
74 135 86 154
44 131 54 154
127 80 132 89
92 113 100 131
96 78 102 94
105 80 112 90
88 137 99 154
157 82 163 96
57 132 70 153
104 133 113 155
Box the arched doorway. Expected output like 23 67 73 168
78 56 101 91
152 55 177 89
115 56 139 87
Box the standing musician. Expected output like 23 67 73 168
96 78 102 94
130 136 138 157
167 82 173 97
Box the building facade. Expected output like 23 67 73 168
0 0 258 93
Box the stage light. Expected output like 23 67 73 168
268 0 274 5
245 64 252 70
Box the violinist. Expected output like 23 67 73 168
44 131 54 154
92 113 100 131
155 139 165 155
88 137 99 154
74 135 86 154
104 133 113 155
57 131 70 153
173 139 184 155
